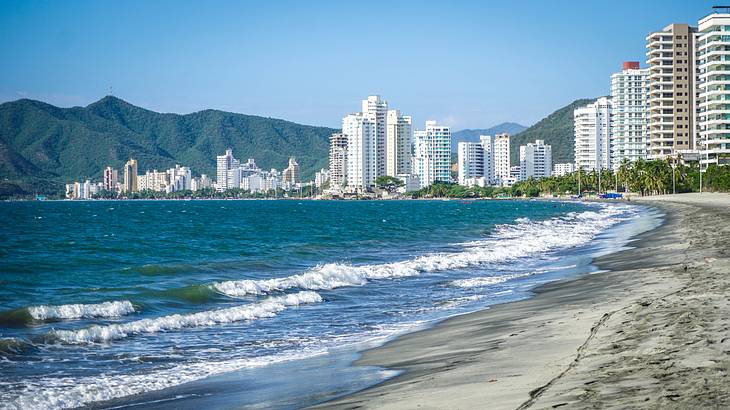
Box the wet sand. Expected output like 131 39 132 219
315 193 730 409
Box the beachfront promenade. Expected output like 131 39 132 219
317 193 730 409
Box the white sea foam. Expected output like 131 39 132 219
28 300 135 320
213 203 634 298
4 314 422 410
50 291 322 344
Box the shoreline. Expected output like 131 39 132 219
314 193 730 409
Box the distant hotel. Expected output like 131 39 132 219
457 133 515 187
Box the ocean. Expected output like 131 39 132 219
0 199 660 409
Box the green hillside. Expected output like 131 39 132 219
510 98 596 165
0 96 336 197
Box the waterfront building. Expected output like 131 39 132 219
167 164 192 192
574 97 612 171
519 140 552 181
553 163 576 177
457 141 484 186
697 11 730 167
216 148 239 191
282 157 300 185
610 62 650 170
414 121 451 188
123 158 138 193
103 167 118 192
314 169 330 188
646 23 698 159
362 95 388 178
343 112 377 191
191 174 212 191
494 133 511 184
329 132 348 189
386 110 413 177
138 170 169 192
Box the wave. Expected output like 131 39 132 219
28 300 136 321
212 204 633 298
451 273 532 288
49 291 322 344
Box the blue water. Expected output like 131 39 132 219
0 199 658 409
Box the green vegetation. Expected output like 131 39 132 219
0 96 337 197
375 175 404 193
511 98 596 165
411 160 730 199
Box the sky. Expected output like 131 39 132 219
0 0 717 130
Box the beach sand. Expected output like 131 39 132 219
315 193 730 409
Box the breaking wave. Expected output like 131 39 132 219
28 301 136 321
49 291 322 344
212 205 630 298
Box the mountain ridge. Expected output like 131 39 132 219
0 96 337 196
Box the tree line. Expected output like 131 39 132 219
411 160 730 199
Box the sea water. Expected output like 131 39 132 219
0 199 660 409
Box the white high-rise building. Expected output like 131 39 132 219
610 62 650 170
414 121 451 188
329 132 348 189
574 97 612 171
216 148 239 191
386 110 412 176
457 142 484 186
167 164 191 192
343 112 377 191
553 163 576 177
698 11 730 168
361 96 388 177
519 140 552 181
457 136 497 186
493 133 511 184
646 23 698 159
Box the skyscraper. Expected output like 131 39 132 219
282 157 300 185
123 159 138 193
361 95 388 178
103 166 118 191
493 133 511 183
216 148 239 191
698 11 730 168
519 140 552 181
574 97 612 171
343 112 377 191
386 110 412 177
610 61 649 170
328 132 348 189
646 23 697 159
414 121 451 188
457 141 485 186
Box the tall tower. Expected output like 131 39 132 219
574 97 612 171
386 110 412 177
123 159 138 193
343 112 377 191
493 133 511 182
414 121 451 188
646 23 698 159
610 62 649 170
361 96 388 178
698 10 730 168
329 133 348 188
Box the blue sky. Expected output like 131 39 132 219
0 0 716 129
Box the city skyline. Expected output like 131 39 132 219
0 0 715 129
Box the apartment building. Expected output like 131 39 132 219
610 61 650 169
414 121 452 188
519 139 552 180
574 97 612 171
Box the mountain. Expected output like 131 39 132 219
451 122 527 152
0 96 337 197
510 98 596 166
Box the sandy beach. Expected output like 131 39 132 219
316 193 730 409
